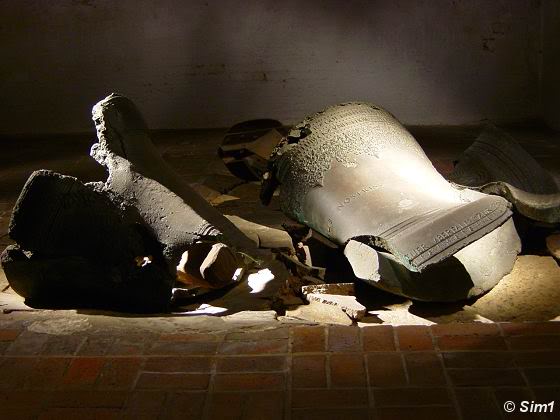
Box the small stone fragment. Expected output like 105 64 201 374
177 242 246 289
223 310 279 324
301 283 355 296
226 215 294 251
210 194 238 206
285 300 353 326
196 259 288 315
366 309 435 326
246 129 284 160
305 293 366 320
344 240 381 282
546 234 560 260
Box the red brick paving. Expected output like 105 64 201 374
395 325 433 351
62 357 105 387
292 355 327 388
329 353 367 388
0 322 559 419
0 328 21 341
291 325 325 352
363 325 396 351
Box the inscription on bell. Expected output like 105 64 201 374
337 185 380 210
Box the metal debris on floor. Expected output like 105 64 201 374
1 96 560 326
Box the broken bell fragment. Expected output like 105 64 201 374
448 125 560 224
218 119 286 181
91 94 258 267
1 93 260 310
1 170 173 310
261 102 521 301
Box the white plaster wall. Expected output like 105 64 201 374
542 0 560 130
0 0 542 134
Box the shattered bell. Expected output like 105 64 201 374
261 102 521 301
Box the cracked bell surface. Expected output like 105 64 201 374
262 102 515 273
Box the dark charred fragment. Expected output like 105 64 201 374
9 170 151 265
1 246 172 312
2 170 173 311
1 93 264 311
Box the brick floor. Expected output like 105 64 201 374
0 322 559 419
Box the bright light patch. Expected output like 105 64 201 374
189 304 228 315
135 255 153 267
247 268 275 294
232 267 243 282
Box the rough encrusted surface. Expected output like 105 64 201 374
2 124 560 322
267 102 514 275
271 102 425 220
0 93 269 310
91 93 258 271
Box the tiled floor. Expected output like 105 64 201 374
1 125 560 419
1 322 560 419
